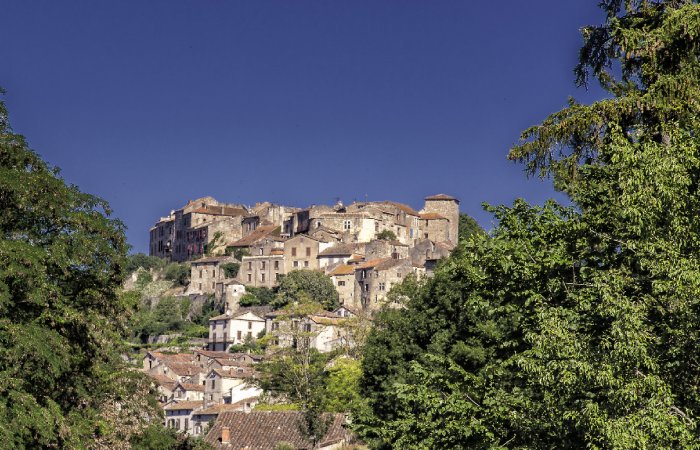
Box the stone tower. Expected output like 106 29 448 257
422 194 460 245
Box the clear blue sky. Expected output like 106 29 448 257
1 1 607 253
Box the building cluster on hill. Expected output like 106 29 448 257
150 194 459 312
144 194 458 447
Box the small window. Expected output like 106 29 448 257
261 261 266 270
292 248 297 257
338 281 345 286
274 261 279 270
199 270 203 278
343 220 351 230
248 262 252 270
379 282 386 291
304 261 309 268
237 330 242 340
248 321 252 329
261 273 266 282
247 274 252 283
294 261 299 268
306 247 311 257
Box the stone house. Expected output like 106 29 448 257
420 194 460 247
283 234 333 273
207 307 269 351
215 281 246 311
188 256 236 295
265 311 347 353
164 400 203 434
148 374 178 404
149 214 175 259
203 367 257 406
152 197 247 262
363 239 409 260
204 411 349 449
328 264 356 307
354 258 414 310
317 243 358 271
172 381 205 402
238 253 285 288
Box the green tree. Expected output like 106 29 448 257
274 270 339 310
164 262 190 286
0 92 160 447
126 253 166 274
457 213 484 241
375 230 397 241
357 2 700 448
220 262 240 278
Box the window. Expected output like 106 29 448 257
292 247 297 256
343 220 351 230
198 283 202 290
272 322 279 331
247 331 252 339
293 261 299 268
199 270 203 278
237 330 242 340
211 379 215 389
212 269 216 277
261 261 266 270
248 262 252 270
375 221 379 232
259 248 264 255
306 247 311 257
338 281 345 286
248 321 252 329
247 274 252 283
261 273 266 282
275 272 280 281
304 261 309 268
274 261 279 270
379 282 386 291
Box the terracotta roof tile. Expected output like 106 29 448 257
355 258 392 269
419 213 447 220
329 264 355 276
229 226 281 247
204 411 349 449
318 243 356 257
425 193 458 202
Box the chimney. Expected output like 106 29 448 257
221 426 230 444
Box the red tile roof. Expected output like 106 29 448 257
425 193 458 202
419 213 447 220
329 264 355 276
204 411 349 449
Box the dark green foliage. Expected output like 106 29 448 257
457 213 484 241
227 247 251 261
274 270 339 310
129 296 194 343
164 262 190 286
357 2 700 448
135 270 153 290
220 262 240 278
192 295 220 326
375 230 397 241
126 253 166 274
0 93 160 447
239 286 276 307
130 424 214 450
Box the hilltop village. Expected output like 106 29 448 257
138 194 460 447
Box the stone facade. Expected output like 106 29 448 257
421 194 460 247
239 254 284 288
188 256 236 295
283 235 332 273
354 258 415 310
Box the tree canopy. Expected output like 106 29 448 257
274 270 339 310
0 92 162 447
356 2 700 448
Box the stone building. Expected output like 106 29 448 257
188 256 236 295
283 234 333 273
317 243 359 271
208 307 269 351
328 264 356 306
363 239 409 260
150 215 175 258
354 258 415 310
149 197 248 262
420 194 460 247
239 253 285 288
